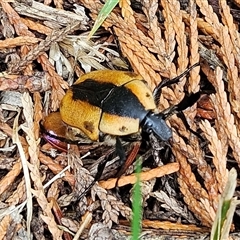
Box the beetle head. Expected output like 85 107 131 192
141 112 172 141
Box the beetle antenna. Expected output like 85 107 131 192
160 91 205 142
153 62 200 105
176 111 205 142
161 91 201 119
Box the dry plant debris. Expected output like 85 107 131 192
0 0 240 239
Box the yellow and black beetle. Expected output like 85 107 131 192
55 65 200 195
60 70 173 142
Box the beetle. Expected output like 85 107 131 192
60 64 199 143
60 71 172 142
50 65 199 195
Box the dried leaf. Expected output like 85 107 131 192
0 36 40 49
99 162 179 189
1 1 34 37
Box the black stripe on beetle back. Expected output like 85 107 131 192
71 78 148 121
71 79 116 108
101 85 148 121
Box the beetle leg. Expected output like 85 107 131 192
78 148 116 199
115 137 126 167
115 140 141 188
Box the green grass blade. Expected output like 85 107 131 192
88 0 119 39
131 157 142 240
210 168 240 240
